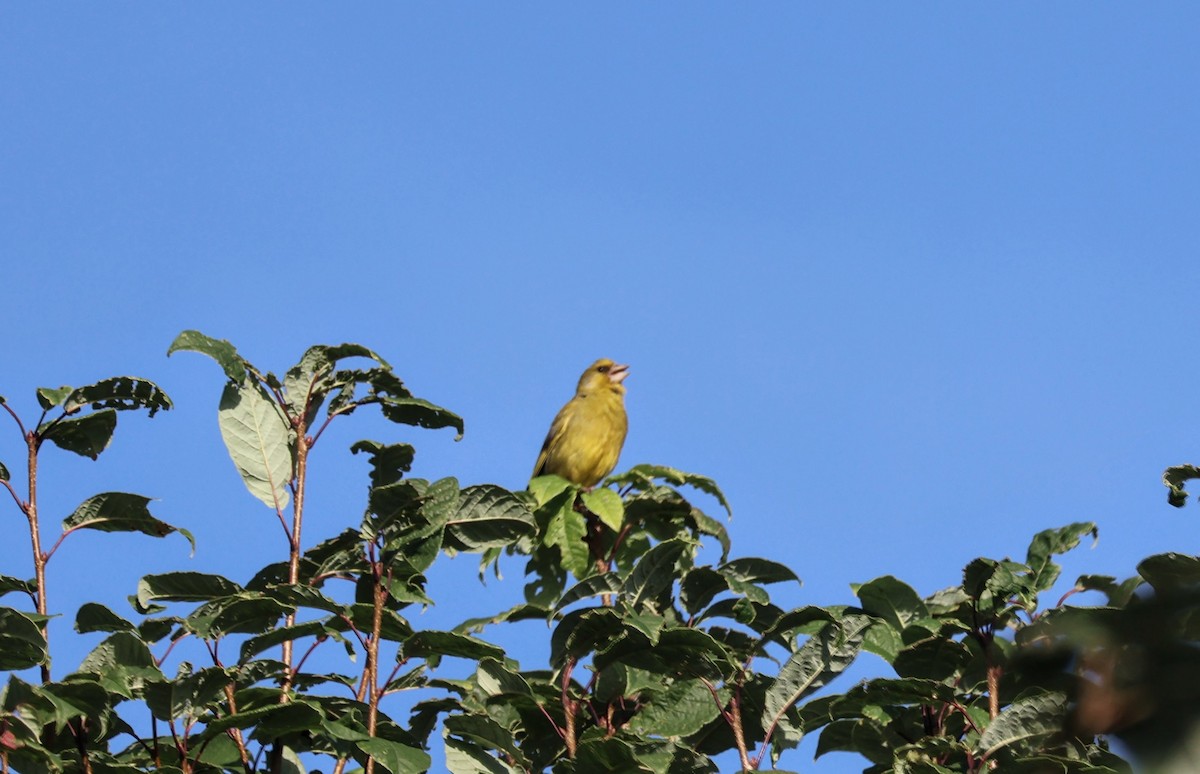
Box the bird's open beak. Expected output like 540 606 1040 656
608 363 630 384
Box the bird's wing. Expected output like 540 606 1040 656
532 403 573 478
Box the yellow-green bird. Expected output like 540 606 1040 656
532 358 630 488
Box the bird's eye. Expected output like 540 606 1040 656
597 365 610 373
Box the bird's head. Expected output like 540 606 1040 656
577 358 630 396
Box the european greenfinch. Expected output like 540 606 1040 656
532 359 629 488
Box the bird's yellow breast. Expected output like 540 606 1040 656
534 386 628 488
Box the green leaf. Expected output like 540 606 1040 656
573 736 654 773
356 737 432 774
36 385 73 410
39 409 116 458
0 460 7 480
402 631 505 662
443 734 521 774
0 574 35 599
444 714 530 769
680 567 729 616
185 593 290 638
240 620 346 662
1076 574 1142 607
601 627 732 679
976 692 1068 757
892 637 973 682
0 607 48 669
862 619 904 662
351 440 415 488
690 507 732 563
445 485 536 553
1164 464 1200 507
546 503 590 579
815 718 893 764
582 488 624 532
608 463 733 518
1138 553 1200 594
168 330 249 383
474 658 538 700
377 395 465 440
623 539 691 612
248 701 326 741
37 679 110 731
528 474 577 505
1026 523 1097 592
556 574 623 612
62 376 172 417
551 608 622 666
218 378 293 511
61 492 195 552
628 678 722 738
855 575 928 632
136 572 243 609
761 614 871 735
720 557 800 603
75 602 136 634
74 631 161 698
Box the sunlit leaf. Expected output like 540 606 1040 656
36 385 73 410
168 330 249 383
607 463 732 518
136 572 243 609
444 714 529 768
854 575 928 632
545 504 590 580
62 376 172 417
1026 522 1098 592
976 692 1068 757
75 632 161 698
402 631 505 663
628 677 722 738
356 737 432 774
761 614 871 735
555 574 622 612
218 378 293 511
445 485 536 553
581 488 624 532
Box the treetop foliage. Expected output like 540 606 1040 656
0 332 1196 772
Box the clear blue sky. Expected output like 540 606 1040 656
3 5 1199 772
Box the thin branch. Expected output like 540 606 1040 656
42 524 85 565
198 656 250 772
309 412 340 447
0 401 27 437
291 636 327 679
729 681 754 770
378 659 407 696
1054 586 1085 609
946 697 985 736
0 478 24 512
536 702 567 741
24 435 49 683
561 658 578 758
273 507 291 542
155 634 190 669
